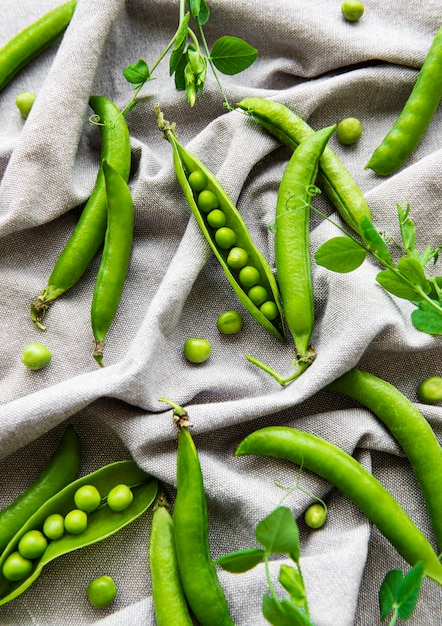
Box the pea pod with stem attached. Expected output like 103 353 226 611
156 105 285 343
0 0 77 92
158 398 234 626
31 95 131 330
325 368 442 553
0 461 158 606
247 125 336 385
0 425 81 554
235 426 442 587
236 97 373 238
366 25 442 176
91 160 134 366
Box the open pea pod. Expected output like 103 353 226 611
0 461 158 606
157 107 285 342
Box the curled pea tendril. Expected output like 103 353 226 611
88 114 116 129
268 185 321 234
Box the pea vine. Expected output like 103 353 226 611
314 203 442 335
121 0 257 114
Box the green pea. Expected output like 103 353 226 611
183 338 211 364
74 485 102 512
341 0 364 21
206 209 226 229
214 227 237 249
226 247 248 269
188 170 208 192
43 513 65 540
2 552 33 581
15 91 36 119
21 342 52 370
417 376 442 403
304 504 327 529
198 189 219 213
248 285 269 306
216 310 243 335
87 575 117 608
259 301 279 320
337 117 363 145
107 484 134 512
18 530 48 559
64 509 88 534
238 266 260 288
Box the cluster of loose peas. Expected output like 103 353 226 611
1 483 133 584
187 169 279 322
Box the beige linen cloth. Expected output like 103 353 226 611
0 0 441 624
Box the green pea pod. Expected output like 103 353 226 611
91 160 134 366
0 1 77 92
31 94 131 329
237 97 373 237
166 400 233 625
325 368 442 553
366 26 442 176
0 461 158 606
149 494 193 626
235 427 442 587
156 105 285 342
0 425 81 554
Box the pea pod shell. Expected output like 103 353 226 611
168 133 285 342
235 427 442 586
0 426 81 554
237 97 372 237
0 461 158 606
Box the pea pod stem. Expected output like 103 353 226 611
236 427 442 586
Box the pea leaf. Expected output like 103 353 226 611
278 565 306 607
210 36 258 75
411 300 442 335
174 52 188 90
196 0 210 25
397 561 424 620
262 595 314 626
314 237 367 273
214 548 265 573
123 59 150 88
379 569 403 620
360 216 392 262
396 257 431 292
376 269 423 302
188 0 201 17
169 13 190 76
255 507 300 560
398 204 416 255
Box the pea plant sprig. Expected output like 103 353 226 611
379 562 425 625
314 203 442 335
121 0 257 114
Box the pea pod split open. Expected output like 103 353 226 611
156 105 285 342
0 461 158 606
235 427 442 587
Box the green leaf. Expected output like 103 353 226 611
379 569 403 620
174 52 188 90
360 216 392 262
196 0 210 24
214 548 265 573
188 0 201 17
262 595 314 626
255 507 300 560
314 237 367 273
376 269 423 302
169 13 190 76
411 300 442 335
210 36 258 75
396 257 431 294
123 59 150 88
398 204 416 255
397 561 424 620
278 564 306 607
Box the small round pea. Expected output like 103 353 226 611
74 484 102 512
215 227 237 249
2 551 33 581
227 247 248 269
21 342 52 370
188 170 208 192
206 209 226 228
64 509 88 534
341 0 364 21
87 575 117 608
259 300 278 320
337 117 363 145
18 530 48 559
183 338 211 364
43 513 65 540
304 504 327 529
15 91 36 118
238 266 260 288
107 484 134 512
417 376 442 403
198 189 219 213
217 310 244 335
248 285 269 306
